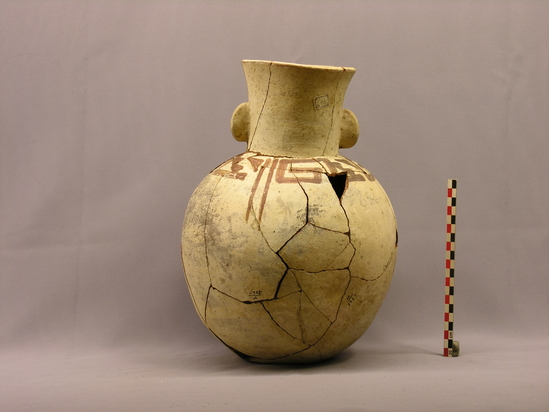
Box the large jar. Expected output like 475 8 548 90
181 60 398 363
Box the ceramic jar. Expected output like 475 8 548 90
181 60 397 363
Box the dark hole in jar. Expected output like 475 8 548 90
327 173 347 200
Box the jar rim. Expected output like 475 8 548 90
241 59 356 73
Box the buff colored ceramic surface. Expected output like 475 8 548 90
182 60 398 363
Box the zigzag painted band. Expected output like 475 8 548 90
444 179 457 357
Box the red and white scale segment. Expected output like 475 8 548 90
444 179 459 357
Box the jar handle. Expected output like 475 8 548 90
231 102 359 149
230 102 250 142
339 108 359 149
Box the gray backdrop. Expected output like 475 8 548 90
1 1 548 411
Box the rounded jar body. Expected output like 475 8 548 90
181 60 398 363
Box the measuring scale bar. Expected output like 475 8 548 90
444 179 460 357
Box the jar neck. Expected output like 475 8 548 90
242 60 355 158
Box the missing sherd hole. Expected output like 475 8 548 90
328 173 347 200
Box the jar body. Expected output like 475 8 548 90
182 151 397 363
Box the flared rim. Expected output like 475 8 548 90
242 59 355 73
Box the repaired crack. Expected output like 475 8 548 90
203 286 213 324
273 269 290 298
248 201 284 259
350 248 397 282
331 275 353 324
274 171 309 255
261 300 304 342
203 176 224 284
249 62 272 148
323 241 356 272
269 344 322 362
199 176 224 320
290 164 310 224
